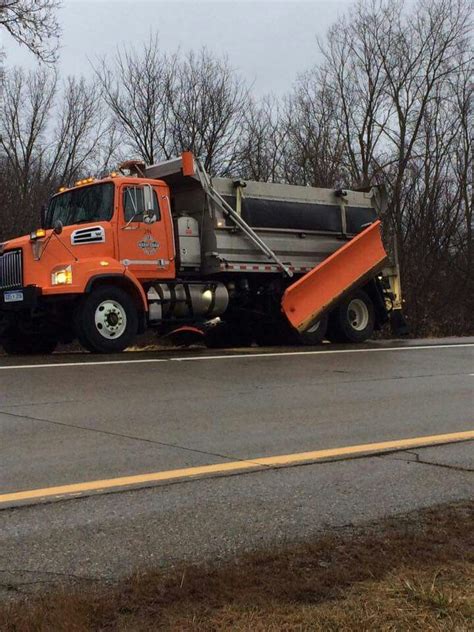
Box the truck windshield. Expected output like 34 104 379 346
46 183 114 228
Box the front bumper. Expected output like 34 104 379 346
0 286 42 311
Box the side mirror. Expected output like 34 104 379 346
54 220 63 235
143 184 156 224
143 211 157 224
143 184 154 212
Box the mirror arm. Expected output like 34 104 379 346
122 213 140 229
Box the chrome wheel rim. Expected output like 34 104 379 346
94 300 127 339
347 299 369 331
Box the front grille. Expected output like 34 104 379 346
0 249 23 290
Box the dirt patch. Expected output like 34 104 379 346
1 501 472 631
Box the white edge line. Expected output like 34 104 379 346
173 343 474 362
0 343 472 371
0 358 169 370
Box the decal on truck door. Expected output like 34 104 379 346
137 231 159 255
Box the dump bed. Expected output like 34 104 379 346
145 153 386 276
212 178 380 234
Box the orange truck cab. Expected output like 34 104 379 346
0 153 405 354
0 174 178 353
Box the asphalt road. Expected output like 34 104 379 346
0 338 473 596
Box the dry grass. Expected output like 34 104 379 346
1 502 472 631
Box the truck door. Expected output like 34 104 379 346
117 183 175 280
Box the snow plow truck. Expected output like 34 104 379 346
0 152 406 354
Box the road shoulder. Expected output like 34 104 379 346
1 500 472 630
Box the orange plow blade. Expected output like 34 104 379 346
282 220 388 332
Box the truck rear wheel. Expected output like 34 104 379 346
75 286 138 353
327 290 374 343
296 315 328 346
255 315 327 347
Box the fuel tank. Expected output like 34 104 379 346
147 282 229 322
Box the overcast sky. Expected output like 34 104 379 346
2 0 352 95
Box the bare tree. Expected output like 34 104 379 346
319 0 394 187
0 68 56 234
281 66 348 187
236 96 287 182
372 0 472 238
96 38 249 174
0 67 109 237
48 76 112 183
95 34 174 165
0 67 57 200
452 61 473 285
0 0 61 63
165 48 249 175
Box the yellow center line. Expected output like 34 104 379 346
1 430 473 505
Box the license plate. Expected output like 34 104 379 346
4 290 24 303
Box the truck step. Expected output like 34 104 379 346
281 220 388 333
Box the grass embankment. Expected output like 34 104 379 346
1 502 472 631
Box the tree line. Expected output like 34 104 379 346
0 0 472 336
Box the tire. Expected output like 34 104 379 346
327 290 375 343
75 285 138 353
296 315 328 346
1 329 58 355
254 318 298 347
255 314 327 347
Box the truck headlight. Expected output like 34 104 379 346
51 265 73 285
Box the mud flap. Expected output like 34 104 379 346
390 309 409 336
281 220 388 333
163 325 206 346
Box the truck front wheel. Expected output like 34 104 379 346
327 290 375 343
75 286 138 353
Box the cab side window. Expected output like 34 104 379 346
123 186 160 222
